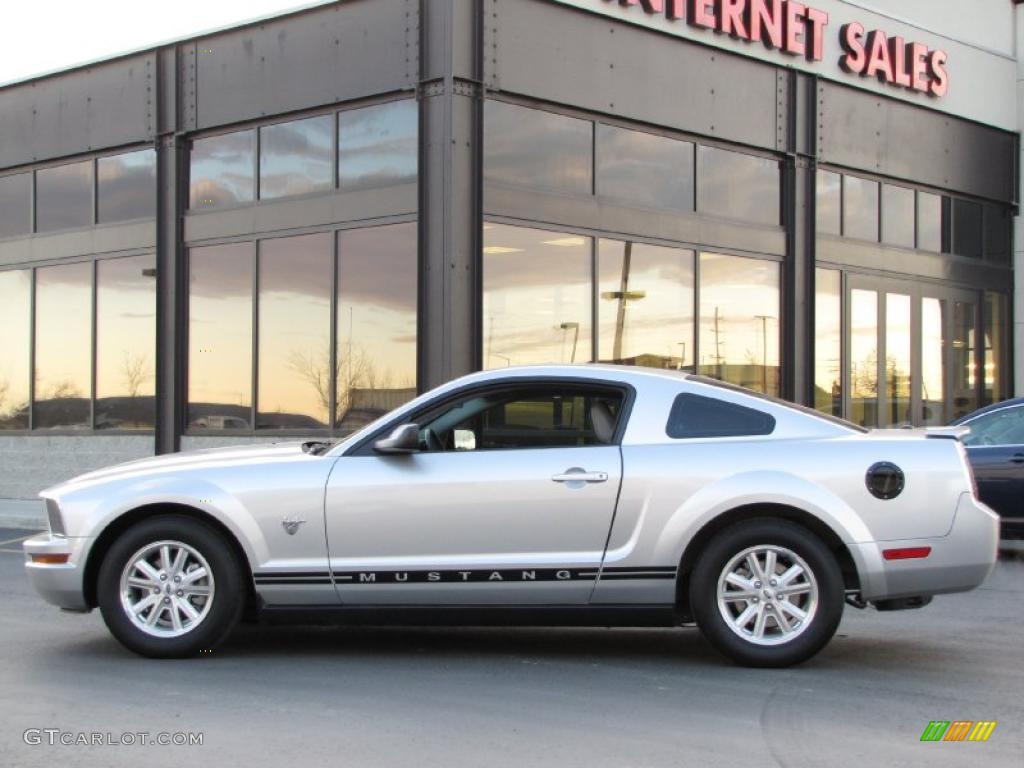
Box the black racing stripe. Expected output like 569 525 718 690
598 573 677 580
601 566 677 573
253 571 330 578
255 579 333 585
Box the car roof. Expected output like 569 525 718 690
951 397 1024 425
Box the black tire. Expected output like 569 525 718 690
97 515 246 658
689 518 844 668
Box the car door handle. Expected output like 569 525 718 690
1010 454 1024 465
551 470 608 484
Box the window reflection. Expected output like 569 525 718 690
0 174 31 238
881 185 914 249
952 199 982 259
483 223 592 369
484 101 593 195
188 243 253 429
96 255 156 430
257 234 332 429
34 262 92 429
982 292 1008 406
916 191 942 252
97 149 156 223
816 170 840 236
597 240 694 370
336 223 418 431
951 300 977 421
884 294 911 426
338 101 418 191
260 115 334 200
35 161 93 232
843 176 878 241
983 205 1011 263
596 125 694 211
698 252 780 395
921 297 945 425
0 270 31 429
189 131 255 209
849 289 878 427
814 269 841 416
697 147 779 227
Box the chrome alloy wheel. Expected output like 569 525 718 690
716 545 819 647
119 540 215 638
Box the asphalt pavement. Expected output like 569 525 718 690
0 527 1021 768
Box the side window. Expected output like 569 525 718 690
666 393 775 439
420 386 624 451
963 406 1024 447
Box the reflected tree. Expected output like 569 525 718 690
121 352 152 399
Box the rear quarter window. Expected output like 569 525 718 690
666 393 776 439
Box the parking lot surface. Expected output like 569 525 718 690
1 528 1021 768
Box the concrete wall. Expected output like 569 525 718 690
0 436 154 499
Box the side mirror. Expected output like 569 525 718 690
373 423 420 454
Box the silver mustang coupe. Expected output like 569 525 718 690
24 365 998 666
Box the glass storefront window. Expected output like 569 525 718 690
849 289 878 427
34 262 92 429
814 269 841 416
0 173 31 238
97 149 157 223
698 252 780 395
257 234 333 429
921 297 945 425
842 176 878 242
881 184 914 249
35 161 93 232
952 199 982 259
816 170 840 236
187 243 253 429
338 100 418 191
951 300 977 421
336 223 418 431
259 115 334 200
0 270 31 429
982 292 1008 406
595 125 694 211
597 240 694 369
697 147 779 226
482 223 592 369
883 293 911 426
916 191 942 252
484 101 593 195
983 204 1011 263
95 255 156 430
189 130 256 209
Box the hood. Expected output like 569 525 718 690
41 440 314 497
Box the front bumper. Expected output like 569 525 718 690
23 533 91 612
853 493 999 602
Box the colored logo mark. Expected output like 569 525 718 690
920 721 996 742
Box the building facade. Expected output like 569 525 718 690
0 0 1019 499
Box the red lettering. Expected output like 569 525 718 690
804 7 828 61
888 36 911 87
716 0 747 38
783 1 807 57
614 0 684 18
747 0 783 49
908 41 929 92
864 30 894 83
688 0 716 29
928 49 949 97
839 22 867 73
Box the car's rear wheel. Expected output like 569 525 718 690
689 518 844 667
97 515 245 658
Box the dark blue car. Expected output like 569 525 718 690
953 398 1024 545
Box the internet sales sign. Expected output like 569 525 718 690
609 0 948 97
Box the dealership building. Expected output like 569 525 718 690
0 0 1020 501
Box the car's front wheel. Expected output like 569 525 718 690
97 515 246 658
689 518 844 667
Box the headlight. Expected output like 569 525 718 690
43 497 65 536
